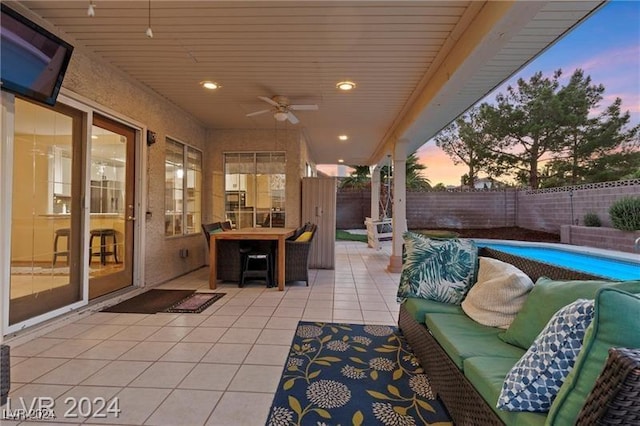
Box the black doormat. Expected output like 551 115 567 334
102 289 195 314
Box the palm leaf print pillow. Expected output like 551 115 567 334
397 232 479 304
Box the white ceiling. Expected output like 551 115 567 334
12 1 603 166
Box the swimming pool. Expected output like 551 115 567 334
475 241 640 281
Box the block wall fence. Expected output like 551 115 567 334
336 179 640 234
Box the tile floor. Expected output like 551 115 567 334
3 241 401 425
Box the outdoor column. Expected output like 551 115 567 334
370 165 381 221
368 165 382 248
388 139 408 273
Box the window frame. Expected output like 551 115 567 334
165 137 202 237
223 151 286 229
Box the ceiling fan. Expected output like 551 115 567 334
246 95 318 124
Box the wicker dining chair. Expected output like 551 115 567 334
202 222 243 282
284 223 317 286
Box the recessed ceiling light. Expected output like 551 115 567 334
338 159 344 163
336 81 356 91
200 81 220 90
338 135 348 141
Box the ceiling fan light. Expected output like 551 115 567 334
336 81 356 91
274 111 288 121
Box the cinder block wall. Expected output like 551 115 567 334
517 181 640 233
336 180 640 234
406 191 516 229
336 189 371 229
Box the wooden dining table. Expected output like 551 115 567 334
209 227 295 291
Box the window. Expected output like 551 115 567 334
224 152 286 228
165 138 202 236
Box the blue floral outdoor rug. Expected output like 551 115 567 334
266 321 452 426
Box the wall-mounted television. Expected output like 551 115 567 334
1 4 74 106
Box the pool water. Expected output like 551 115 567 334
476 243 640 281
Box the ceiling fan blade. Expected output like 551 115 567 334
290 104 318 111
246 109 271 117
286 111 300 124
258 96 280 107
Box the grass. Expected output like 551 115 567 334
336 229 368 243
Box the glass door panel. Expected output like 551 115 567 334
9 98 83 325
88 115 135 299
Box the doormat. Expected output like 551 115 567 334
102 289 195 314
165 292 225 313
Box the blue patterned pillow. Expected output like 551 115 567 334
497 299 595 412
397 232 478 304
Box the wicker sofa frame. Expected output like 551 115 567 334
398 247 638 425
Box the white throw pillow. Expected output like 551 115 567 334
461 257 534 328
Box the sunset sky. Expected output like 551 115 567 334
319 1 640 186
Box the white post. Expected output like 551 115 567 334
370 165 381 221
388 139 408 273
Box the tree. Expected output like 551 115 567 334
435 107 491 188
380 153 431 190
551 69 640 184
339 165 371 189
479 70 566 188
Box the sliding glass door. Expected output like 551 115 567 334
9 98 83 325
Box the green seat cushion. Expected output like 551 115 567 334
403 297 464 323
546 288 640 425
464 357 547 426
500 278 640 350
425 313 526 369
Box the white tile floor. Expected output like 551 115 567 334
3 241 401 425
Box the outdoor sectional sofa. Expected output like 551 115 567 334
399 246 640 425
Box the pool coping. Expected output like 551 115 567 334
471 238 639 264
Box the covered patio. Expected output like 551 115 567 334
5 241 398 426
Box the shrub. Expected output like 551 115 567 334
609 196 640 231
583 212 601 227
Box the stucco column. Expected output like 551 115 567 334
388 139 408 273
370 165 381 221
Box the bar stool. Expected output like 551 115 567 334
53 228 70 266
240 250 273 288
89 228 119 265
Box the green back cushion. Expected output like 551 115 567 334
546 288 640 425
499 278 640 350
